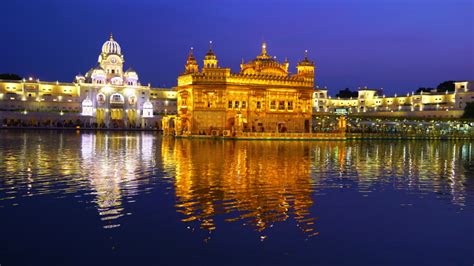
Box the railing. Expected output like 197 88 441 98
237 132 346 139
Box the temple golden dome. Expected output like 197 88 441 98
297 50 314 67
240 42 289 76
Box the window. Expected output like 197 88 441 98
288 101 293 110
235 101 240 108
279 101 285 110
242 101 247 108
257 101 261 109
228 101 233 108
270 101 276 110
110 93 124 104
111 69 115 74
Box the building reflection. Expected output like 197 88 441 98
0 131 158 229
79 132 158 228
162 138 473 237
310 140 471 206
0 131 472 234
162 138 321 237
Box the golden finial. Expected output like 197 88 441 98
262 42 267 56
109 32 114 41
304 49 308 59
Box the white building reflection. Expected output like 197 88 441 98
79 132 157 228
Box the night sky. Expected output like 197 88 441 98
1 0 473 95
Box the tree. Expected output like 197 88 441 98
0 73 22 80
415 87 434 94
462 102 474 119
336 88 358 99
436 80 455 92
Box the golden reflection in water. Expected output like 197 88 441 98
162 138 322 238
162 138 473 237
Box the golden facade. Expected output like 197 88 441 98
175 43 315 135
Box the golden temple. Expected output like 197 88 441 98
173 42 315 136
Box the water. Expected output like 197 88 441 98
0 130 473 265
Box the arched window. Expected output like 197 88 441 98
82 98 93 116
142 101 153 118
110 93 125 104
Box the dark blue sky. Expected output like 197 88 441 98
1 0 473 95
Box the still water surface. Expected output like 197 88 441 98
0 131 473 265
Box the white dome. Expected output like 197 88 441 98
143 101 153 109
82 98 93 107
101 33 121 55
91 67 106 77
125 68 138 79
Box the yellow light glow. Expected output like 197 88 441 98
124 88 135 96
102 86 112 94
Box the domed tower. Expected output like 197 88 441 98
124 67 139 86
203 41 218 69
98 33 125 82
184 47 199 74
296 50 315 81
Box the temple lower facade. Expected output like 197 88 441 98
0 34 177 128
172 43 315 136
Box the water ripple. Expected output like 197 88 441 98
0 131 473 237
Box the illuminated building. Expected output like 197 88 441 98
314 81 474 119
174 42 315 135
0 34 177 128
1 35 472 127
